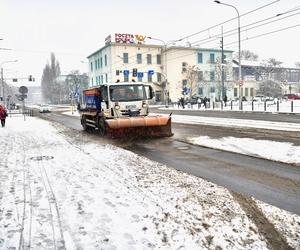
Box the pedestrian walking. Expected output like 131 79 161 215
223 95 228 107
180 97 185 109
203 97 208 109
197 97 202 109
0 105 8 127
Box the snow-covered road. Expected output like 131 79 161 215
0 117 299 249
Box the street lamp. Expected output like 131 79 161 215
1 60 18 106
214 0 242 110
147 37 179 107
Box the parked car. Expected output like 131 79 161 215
283 94 300 100
39 104 51 113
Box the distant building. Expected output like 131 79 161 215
87 33 234 102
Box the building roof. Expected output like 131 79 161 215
87 42 234 59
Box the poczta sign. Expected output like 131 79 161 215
114 33 146 44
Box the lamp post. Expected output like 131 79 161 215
1 60 18 106
214 0 242 109
147 37 178 107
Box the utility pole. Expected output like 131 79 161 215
1 67 3 104
221 26 225 109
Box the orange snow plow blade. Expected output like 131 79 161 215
105 116 172 138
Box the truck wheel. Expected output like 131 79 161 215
81 115 90 131
97 117 106 136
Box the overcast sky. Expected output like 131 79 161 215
1 0 299 86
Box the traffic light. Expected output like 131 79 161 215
13 78 18 82
116 70 120 75
28 75 33 81
132 68 137 77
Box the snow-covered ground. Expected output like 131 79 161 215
188 136 300 165
1 116 299 249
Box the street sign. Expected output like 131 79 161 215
123 70 130 76
148 70 154 75
19 86 28 94
137 72 144 78
74 92 79 98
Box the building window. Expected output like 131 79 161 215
245 88 249 96
100 58 103 68
148 73 152 82
198 71 203 81
241 88 244 96
96 76 98 85
123 53 129 63
157 54 161 64
90 62 93 71
157 73 161 82
105 73 108 83
198 87 203 95
147 54 152 65
250 88 254 97
124 74 129 82
104 55 107 66
210 71 215 81
210 53 215 64
182 62 187 73
101 75 103 84
197 53 203 64
234 88 238 97
137 54 142 64
138 74 143 82
95 60 97 70
210 87 215 93
91 77 93 86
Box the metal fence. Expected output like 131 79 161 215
171 100 300 114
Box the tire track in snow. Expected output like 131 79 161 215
30 134 66 250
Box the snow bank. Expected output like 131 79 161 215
0 116 299 249
188 136 300 165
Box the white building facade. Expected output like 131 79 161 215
87 33 234 102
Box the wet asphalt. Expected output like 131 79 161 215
37 109 300 215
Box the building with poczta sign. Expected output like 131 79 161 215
87 33 235 103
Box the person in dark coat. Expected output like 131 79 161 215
0 105 8 127
223 95 228 107
180 97 185 109
203 97 208 108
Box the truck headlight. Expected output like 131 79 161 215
115 104 120 110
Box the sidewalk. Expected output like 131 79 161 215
0 116 299 249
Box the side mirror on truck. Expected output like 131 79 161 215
145 85 155 100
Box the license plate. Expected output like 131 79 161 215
126 105 137 109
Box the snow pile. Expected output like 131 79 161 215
0 116 299 249
188 136 300 165
255 200 300 250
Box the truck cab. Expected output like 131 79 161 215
96 82 154 118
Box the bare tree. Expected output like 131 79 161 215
257 79 282 97
234 50 258 61
184 65 199 97
41 53 61 103
257 58 285 81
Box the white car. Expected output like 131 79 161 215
39 105 51 113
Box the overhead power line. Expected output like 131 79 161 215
223 23 300 47
178 0 280 41
191 9 300 46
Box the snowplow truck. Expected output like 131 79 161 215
79 82 172 138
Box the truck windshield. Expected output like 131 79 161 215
109 85 146 102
